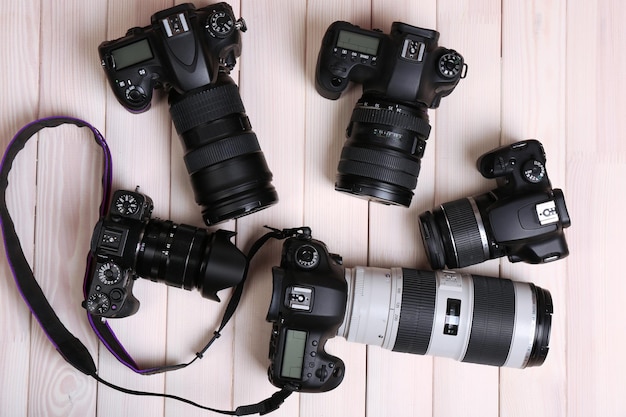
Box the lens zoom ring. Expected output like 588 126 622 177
392 269 436 355
463 276 515 366
338 160 418 190
184 133 261 174
441 199 487 268
340 146 421 176
351 107 432 138
169 84 246 134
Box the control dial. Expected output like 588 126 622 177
86 293 110 315
207 11 234 37
115 193 139 215
295 245 320 269
522 159 546 183
97 262 122 285
438 53 463 78
125 85 147 105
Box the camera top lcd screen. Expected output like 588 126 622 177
336 30 380 56
111 39 154 70
280 329 307 379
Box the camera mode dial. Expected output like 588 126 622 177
98 262 122 285
522 159 546 184
115 193 140 215
207 11 233 37
295 245 320 269
86 292 110 315
438 53 463 78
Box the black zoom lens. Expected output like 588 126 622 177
135 219 247 301
419 194 496 269
335 95 431 207
169 76 278 225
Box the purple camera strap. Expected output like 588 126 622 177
0 117 296 413
1 117 191 374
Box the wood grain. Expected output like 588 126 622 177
1 0 625 416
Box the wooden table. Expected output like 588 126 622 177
1 1 624 416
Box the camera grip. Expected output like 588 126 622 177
83 261 140 318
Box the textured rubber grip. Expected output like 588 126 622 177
462 276 515 366
169 84 246 134
338 159 418 190
440 198 487 268
183 133 261 174
393 269 437 355
351 106 431 138
340 146 421 176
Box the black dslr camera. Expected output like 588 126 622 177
316 21 467 206
267 228 552 393
419 140 571 269
83 189 247 318
99 3 277 225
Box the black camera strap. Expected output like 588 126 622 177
0 117 294 415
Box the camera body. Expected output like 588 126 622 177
266 229 347 393
266 227 554 393
315 21 466 107
99 2 245 112
99 3 277 226
84 189 246 318
315 21 466 207
420 140 571 269
84 190 154 318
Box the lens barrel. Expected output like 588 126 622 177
169 76 278 225
335 95 431 207
339 268 552 368
419 195 494 269
135 219 247 301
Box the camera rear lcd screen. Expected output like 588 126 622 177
281 329 307 379
337 30 380 55
112 39 154 70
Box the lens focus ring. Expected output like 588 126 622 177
392 269 437 355
351 107 431 138
440 198 489 268
183 133 261 174
169 83 246 134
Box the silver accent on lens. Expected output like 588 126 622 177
439 204 459 264
467 196 490 259
503 282 538 368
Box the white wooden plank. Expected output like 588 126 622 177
433 1 502 416
232 1 308 416
95 1 173 416
27 0 110 415
366 1 437 417
0 0 40 416
500 1 567 416
566 1 626 416
300 1 372 416
163 1 241 415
